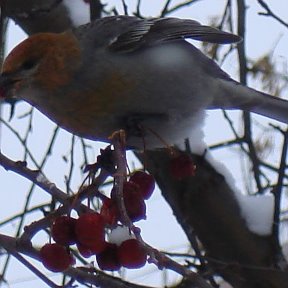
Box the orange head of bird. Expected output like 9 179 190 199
0 31 81 103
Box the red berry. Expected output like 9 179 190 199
76 242 95 258
51 216 77 246
111 182 146 222
96 243 121 271
75 212 106 253
169 154 196 180
100 198 119 225
40 243 74 272
118 239 147 269
129 171 155 199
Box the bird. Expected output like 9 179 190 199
0 15 288 149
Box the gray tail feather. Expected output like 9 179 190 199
212 80 288 124
249 91 288 124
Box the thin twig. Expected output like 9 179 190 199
0 204 49 228
22 108 34 162
80 138 91 169
133 0 143 18
0 152 108 214
272 128 288 252
65 135 76 194
89 0 103 21
0 117 41 169
121 0 128 15
257 0 288 28
160 0 172 17
159 0 202 17
237 0 263 193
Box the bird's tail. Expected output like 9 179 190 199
210 79 288 124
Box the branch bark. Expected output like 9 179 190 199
136 149 288 288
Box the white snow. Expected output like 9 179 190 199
237 194 274 236
63 0 90 27
176 111 206 154
36 172 48 183
108 226 135 245
204 152 274 236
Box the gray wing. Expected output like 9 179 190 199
73 16 241 53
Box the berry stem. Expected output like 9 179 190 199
110 130 134 229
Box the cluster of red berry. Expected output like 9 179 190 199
101 171 155 224
40 171 155 272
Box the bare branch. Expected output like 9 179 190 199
272 128 288 258
159 0 202 17
257 0 288 28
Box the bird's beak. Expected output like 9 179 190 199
0 73 20 120
0 73 19 103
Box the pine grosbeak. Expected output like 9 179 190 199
1 16 288 148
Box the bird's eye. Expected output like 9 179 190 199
21 59 37 70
